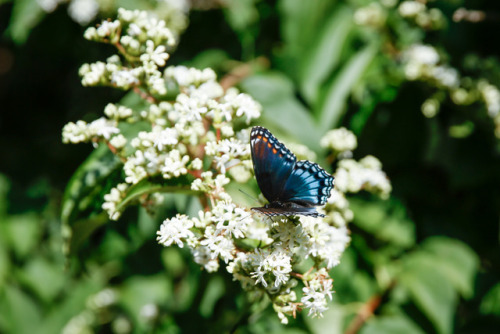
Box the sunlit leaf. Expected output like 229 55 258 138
120 274 173 327
421 237 479 299
199 275 225 318
16 257 66 303
115 175 198 214
61 144 122 254
241 72 322 151
278 0 338 63
5 0 45 44
0 285 42 333
480 283 500 316
38 275 105 334
3 213 41 259
400 253 457 334
305 303 345 334
61 144 121 225
349 197 415 249
300 6 353 104
360 312 425 334
317 42 378 131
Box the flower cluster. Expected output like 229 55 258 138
352 1 500 140
321 127 357 158
403 44 459 90
401 43 500 133
335 156 392 200
354 0 445 30
37 0 189 34
63 9 393 324
398 0 445 30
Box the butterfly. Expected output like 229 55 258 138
250 126 334 218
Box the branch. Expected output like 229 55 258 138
344 295 382 334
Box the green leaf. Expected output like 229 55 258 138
63 213 109 255
5 0 45 44
224 0 259 31
187 49 231 71
114 175 199 214
240 72 322 151
61 144 121 225
0 173 9 218
480 283 500 316
305 303 345 334
299 6 353 104
318 42 378 131
0 244 8 291
199 275 225 318
61 144 122 254
421 237 479 299
16 257 66 303
360 312 425 334
38 275 105 334
278 0 339 62
349 197 415 249
120 275 173 323
0 285 42 334
399 253 457 334
3 213 41 259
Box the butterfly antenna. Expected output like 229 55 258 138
237 212 254 222
238 189 261 205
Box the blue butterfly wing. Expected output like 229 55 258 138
250 127 296 202
280 160 334 206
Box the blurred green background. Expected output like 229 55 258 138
1 0 500 333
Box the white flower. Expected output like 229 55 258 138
228 165 252 183
154 127 178 150
102 183 128 220
157 214 195 248
165 66 217 87
161 149 190 178
80 62 106 86
111 69 140 87
191 81 224 101
88 118 120 140
226 92 262 124
249 248 293 289
191 245 220 272
68 0 99 25
398 1 426 17
140 303 159 321
334 156 391 199
479 80 500 117
147 74 167 95
109 134 127 149
300 217 350 269
37 0 61 13
320 127 357 153
354 2 386 27
96 20 121 38
301 287 328 318
206 138 249 173
62 120 89 144
432 66 459 88
141 40 169 67
175 94 208 121
404 44 439 66
200 228 235 263
104 104 133 120
191 158 203 170
212 201 252 239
